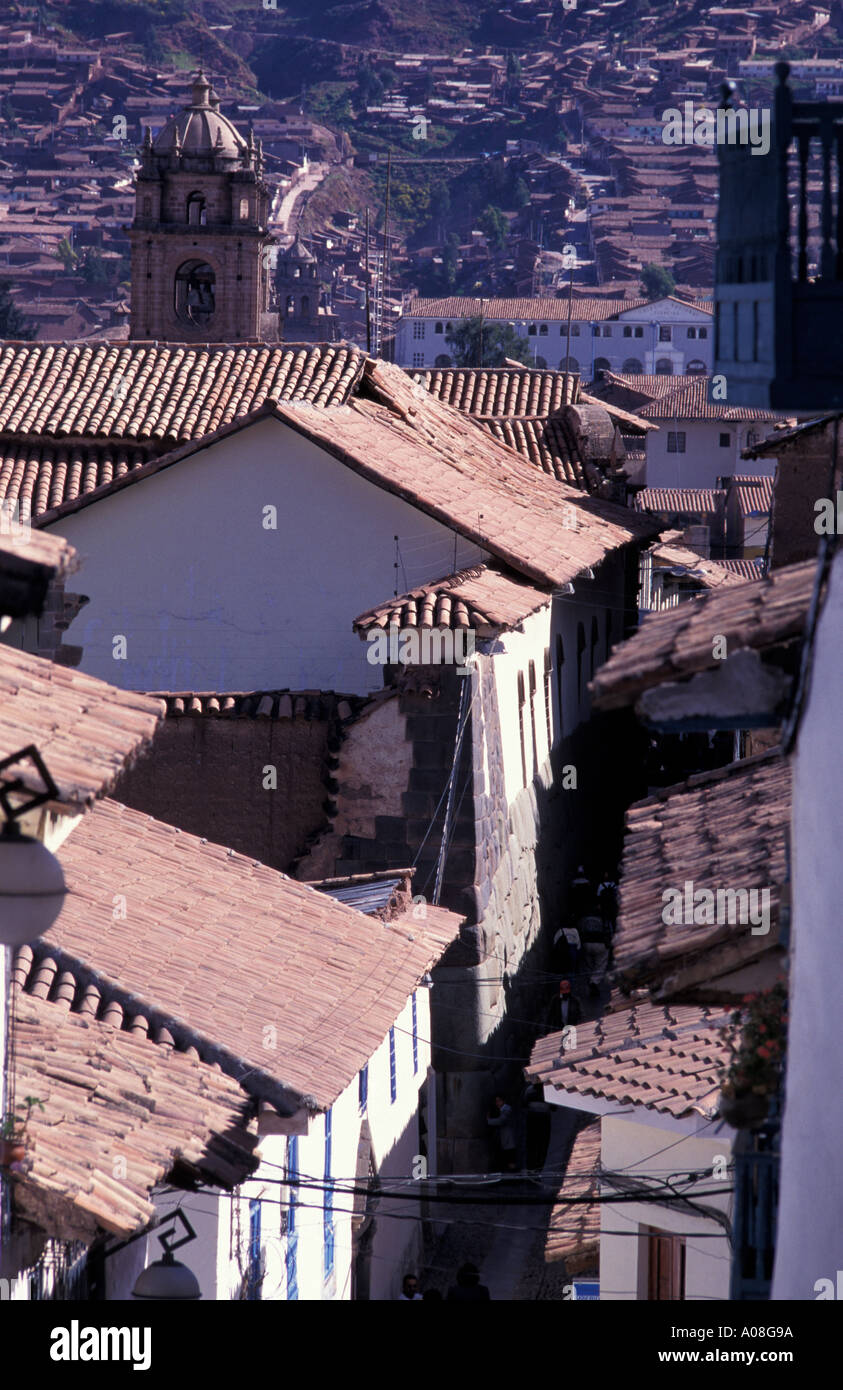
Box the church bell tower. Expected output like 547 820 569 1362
129 72 276 341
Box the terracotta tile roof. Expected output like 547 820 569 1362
605 374 784 422
731 475 773 515
283 360 659 589
10 984 258 1242
410 370 593 487
150 690 365 722
0 524 78 618
528 1001 730 1118
577 389 657 433
591 559 817 711
545 1119 601 1272
0 439 151 517
635 487 725 515
0 525 77 578
0 341 364 442
404 296 655 321
649 535 746 590
48 799 463 1111
592 373 689 404
613 753 790 1001
478 416 589 488
33 359 659 589
0 645 164 810
352 563 551 637
409 367 576 417
742 414 834 459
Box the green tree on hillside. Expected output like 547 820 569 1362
479 204 507 251
79 249 111 286
0 282 36 339
640 263 676 300
430 182 451 222
446 316 533 368
55 237 77 271
513 177 531 209
356 62 385 109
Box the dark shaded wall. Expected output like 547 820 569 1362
111 697 348 872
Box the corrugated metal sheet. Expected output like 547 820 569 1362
316 878 402 915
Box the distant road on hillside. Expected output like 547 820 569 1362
273 161 330 236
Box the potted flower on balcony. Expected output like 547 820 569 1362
718 983 788 1130
0 1095 44 1168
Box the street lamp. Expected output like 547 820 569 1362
129 1211 201 1301
0 746 67 947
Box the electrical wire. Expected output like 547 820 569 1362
169 1183 733 1244
204 1163 735 1210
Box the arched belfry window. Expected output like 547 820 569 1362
174 260 215 326
186 192 207 226
300 295 310 316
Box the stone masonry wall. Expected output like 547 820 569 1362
112 700 342 872
2 575 87 667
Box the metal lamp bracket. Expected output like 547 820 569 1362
0 744 59 827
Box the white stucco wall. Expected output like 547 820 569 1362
489 569 626 805
45 414 486 695
109 987 432 1301
645 420 778 491
600 1113 733 1301
394 299 713 375
772 549 843 1300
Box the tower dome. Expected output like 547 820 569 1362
153 69 245 160
129 71 277 343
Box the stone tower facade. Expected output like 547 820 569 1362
276 237 340 343
129 72 276 342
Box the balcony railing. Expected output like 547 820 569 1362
729 1119 780 1300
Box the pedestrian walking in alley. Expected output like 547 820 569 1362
545 979 582 1031
398 1273 423 1300
487 1094 518 1171
570 864 594 919
446 1263 491 1301
597 870 619 965
597 871 618 931
579 912 610 997
552 919 581 978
